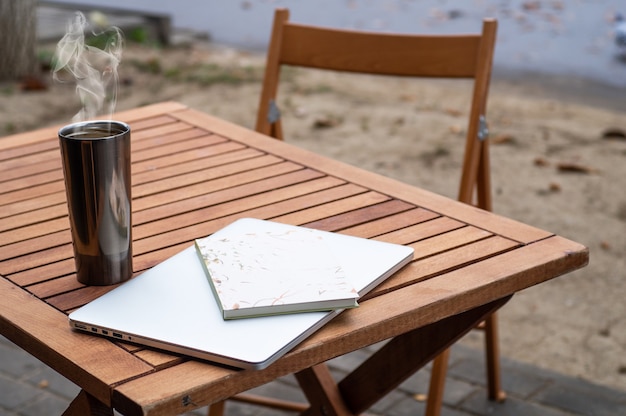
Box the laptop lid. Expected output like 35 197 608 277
68 218 414 370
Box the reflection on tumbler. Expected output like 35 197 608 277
59 120 132 286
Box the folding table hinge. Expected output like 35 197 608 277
478 115 489 141
267 99 281 124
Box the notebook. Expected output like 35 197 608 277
68 218 414 370
194 224 359 319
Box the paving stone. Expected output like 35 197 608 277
397 367 432 394
24 364 81 401
0 342 46 379
460 388 573 416
19 393 73 416
449 345 556 400
217 400 298 416
385 394 427 416
245 377 308 407
497 360 554 399
372 389 420 415
3 337 626 416
0 372 45 410
0 335 14 347
441 376 483 407
532 380 626 416
447 348 489 386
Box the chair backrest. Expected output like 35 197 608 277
256 8 497 210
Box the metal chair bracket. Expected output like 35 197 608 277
267 100 281 124
478 115 489 141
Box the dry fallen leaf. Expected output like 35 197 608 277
534 156 550 167
444 108 462 117
448 125 462 134
413 393 428 402
492 134 515 144
312 115 341 129
549 182 562 192
557 162 596 174
602 128 626 140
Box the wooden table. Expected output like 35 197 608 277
0 102 588 415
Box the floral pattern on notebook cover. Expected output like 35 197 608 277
195 227 359 319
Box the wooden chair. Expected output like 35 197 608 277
210 8 500 416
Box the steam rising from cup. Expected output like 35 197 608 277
52 12 123 122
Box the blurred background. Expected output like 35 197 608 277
39 0 626 87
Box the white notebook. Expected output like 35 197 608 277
195 224 359 319
68 218 414 370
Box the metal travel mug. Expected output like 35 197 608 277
59 120 132 286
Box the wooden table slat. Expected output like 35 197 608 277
132 154 286 198
0 201 66 233
130 120 196 143
0 102 187 153
0 192 66 220
0 151 60 181
132 142 250 184
0 178 65 207
0 216 68 249
133 179 361 252
375 216 466 246
0 138 59 165
340 207 440 238
173 107 554 244
126 115 180 132
0 235 72 273
134 169 325 231
132 349 185 371
0 126 58 152
131 132 225 163
8 258 75 287
272 191 391 225
29 273 84 298
2 167 63 194
408 226 493 260
0 230 67 262
131 127 217 153
370 236 520 298
301 199 416 232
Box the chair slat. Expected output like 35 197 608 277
282 24 482 77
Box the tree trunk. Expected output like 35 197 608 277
0 0 38 81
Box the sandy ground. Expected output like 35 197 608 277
2 41 625 392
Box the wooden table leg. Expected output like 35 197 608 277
295 364 354 416
425 347 450 416
338 297 511 414
62 390 113 416
289 297 510 416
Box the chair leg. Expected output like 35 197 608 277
207 401 225 416
425 348 450 416
426 312 505 416
484 312 506 402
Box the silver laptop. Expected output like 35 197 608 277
68 218 414 370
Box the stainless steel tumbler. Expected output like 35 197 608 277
59 120 132 285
